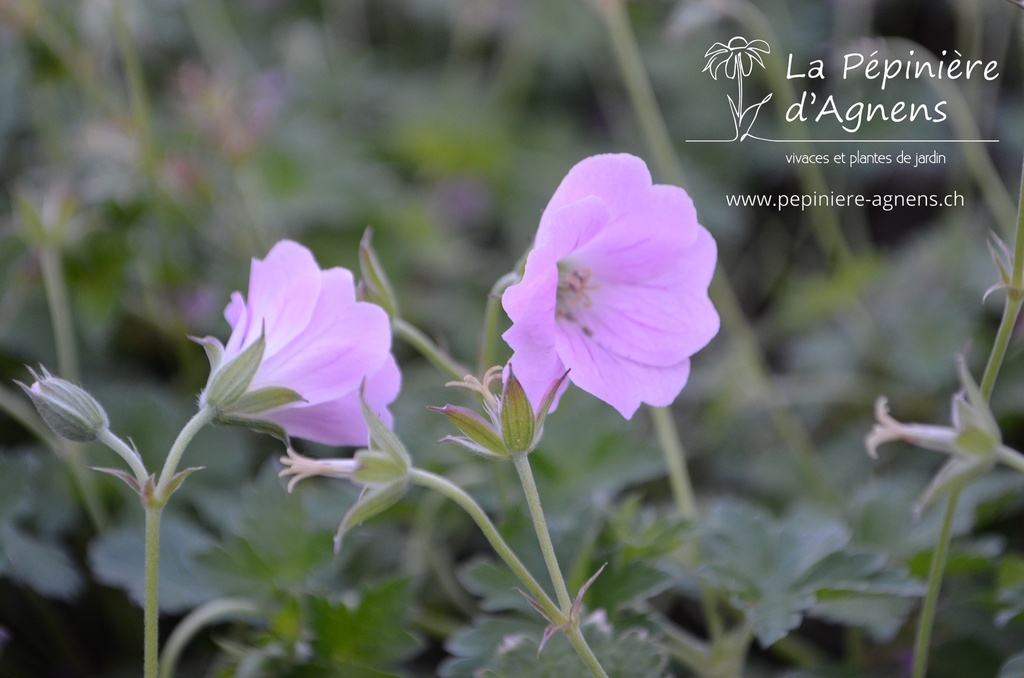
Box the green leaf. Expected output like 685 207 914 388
226 386 304 416
198 463 337 596
440 614 667 678
309 578 421 666
0 524 82 601
459 557 538 614
0 454 34 523
699 501 922 647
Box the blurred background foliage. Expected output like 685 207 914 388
2 0 1024 676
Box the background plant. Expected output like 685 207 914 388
1 1 1024 676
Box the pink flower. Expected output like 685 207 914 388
501 154 719 419
213 240 400 445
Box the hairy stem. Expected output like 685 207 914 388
144 504 162 678
393 318 469 382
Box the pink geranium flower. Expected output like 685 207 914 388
501 154 720 419
212 240 400 445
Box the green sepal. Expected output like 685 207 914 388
203 330 265 410
500 367 535 454
190 335 225 374
335 478 408 553
357 228 399 318
360 386 410 469
430 405 505 457
213 412 289 443
533 370 569 437
225 386 304 416
438 435 506 460
353 449 408 484
159 466 205 502
91 466 147 496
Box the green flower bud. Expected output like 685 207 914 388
18 367 109 442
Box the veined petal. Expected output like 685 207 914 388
554 324 693 418
540 155 652 228
225 241 322 358
253 268 392 402
264 354 400 446
570 184 700 284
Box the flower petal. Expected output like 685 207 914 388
554 324 693 418
540 155 651 229
225 240 322 359
252 267 392 403
265 353 401 446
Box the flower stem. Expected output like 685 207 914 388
478 271 520 375
511 452 573 611
408 467 561 620
911 491 959 678
38 244 107 530
144 503 162 678
38 246 79 382
393 317 470 382
159 598 259 678
912 144 1024 678
510 453 610 677
96 428 152 487
996 445 1024 475
155 406 216 496
649 406 697 520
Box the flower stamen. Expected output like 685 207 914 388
556 267 599 337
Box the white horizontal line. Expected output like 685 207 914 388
685 138 999 143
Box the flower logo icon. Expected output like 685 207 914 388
703 36 773 141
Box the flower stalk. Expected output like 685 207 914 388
911 149 1024 678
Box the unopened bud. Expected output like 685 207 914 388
357 228 399 318
18 367 109 442
500 368 535 453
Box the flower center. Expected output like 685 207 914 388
556 266 598 337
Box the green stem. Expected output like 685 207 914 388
38 247 78 381
37 245 107 530
393 317 470 381
649 406 697 520
996 445 1024 475
508 453 609 676
144 504 162 678
567 624 611 678
159 598 260 678
478 271 520 375
408 467 561 620
113 0 157 176
155 406 216 496
96 428 151 487
911 491 959 678
511 452 573 612
912 144 1024 678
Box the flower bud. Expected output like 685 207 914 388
432 366 569 459
500 368 535 454
357 228 399 318
18 367 109 442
